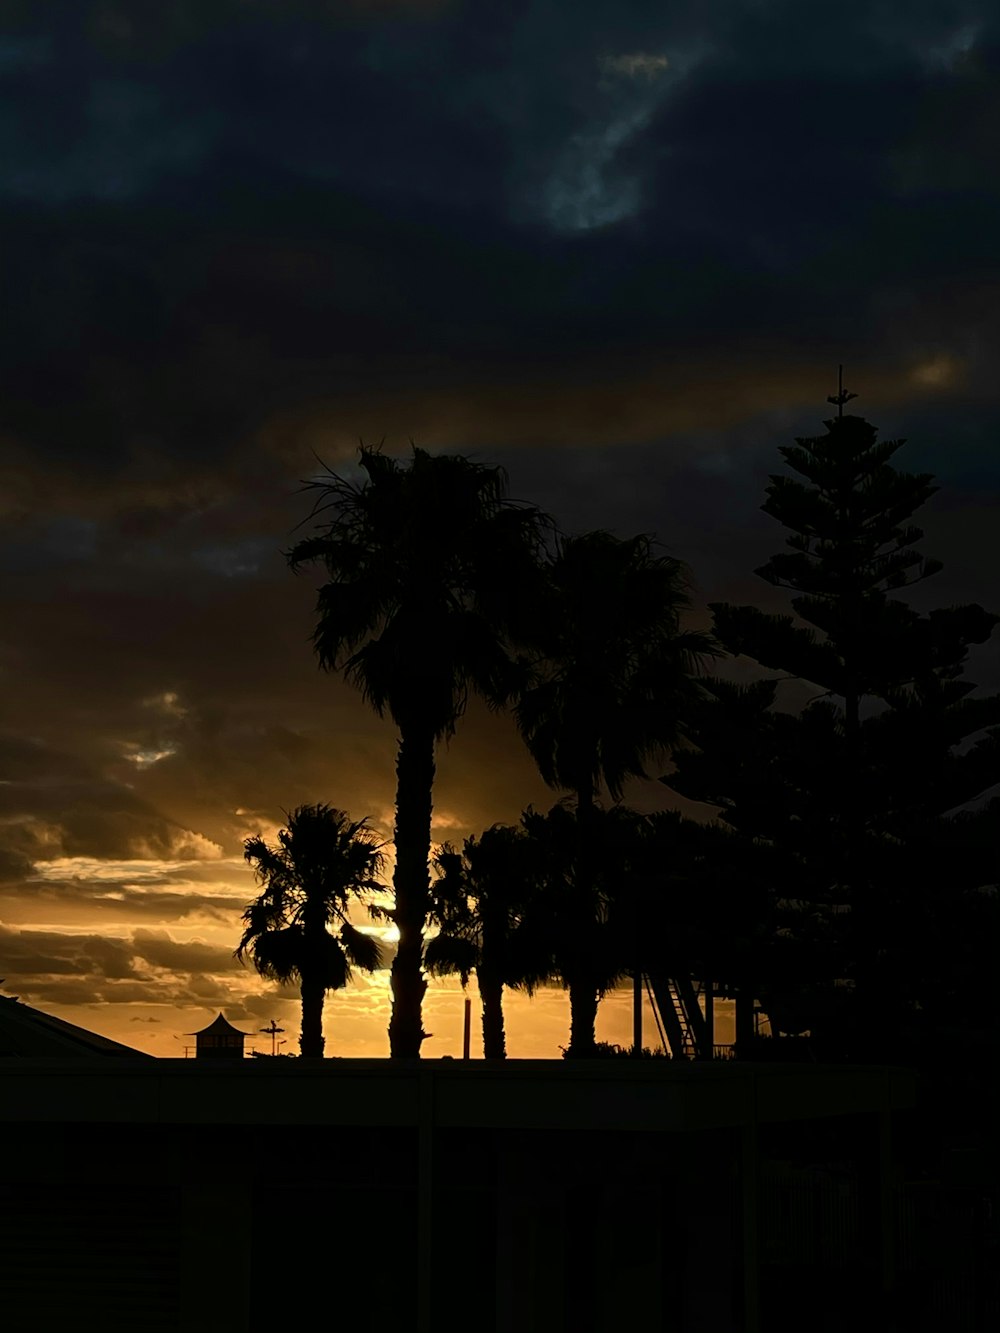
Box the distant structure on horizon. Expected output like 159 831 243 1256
187 1012 252 1059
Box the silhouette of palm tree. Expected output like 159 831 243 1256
237 804 385 1058
515 531 718 1055
519 800 644 1052
287 446 551 1057
425 824 549 1058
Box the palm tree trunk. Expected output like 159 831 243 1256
300 977 325 1058
388 723 434 1058
564 783 599 1057
477 969 506 1059
735 987 755 1052
842 603 880 1052
567 979 599 1057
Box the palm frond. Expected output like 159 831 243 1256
339 922 382 973
244 836 294 890
424 932 479 985
239 926 305 984
236 804 389 994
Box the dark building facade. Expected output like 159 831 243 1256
0 1058 956 1332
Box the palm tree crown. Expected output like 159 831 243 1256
516 530 718 804
237 803 385 1058
288 445 550 738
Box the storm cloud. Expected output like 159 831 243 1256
2 1 998 1054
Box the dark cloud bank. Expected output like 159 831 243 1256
2 1 998 1035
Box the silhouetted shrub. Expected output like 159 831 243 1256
560 1041 671 1059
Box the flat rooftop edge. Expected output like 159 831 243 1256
0 1058 917 1131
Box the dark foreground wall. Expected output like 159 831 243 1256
0 1058 958 1333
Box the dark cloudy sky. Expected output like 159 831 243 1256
2 0 998 1056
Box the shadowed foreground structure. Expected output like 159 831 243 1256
0 994 153 1059
5 1056 988 1333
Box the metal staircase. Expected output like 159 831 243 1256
646 974 710 1059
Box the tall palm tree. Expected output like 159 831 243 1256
515 531 718 1055
425 823 549 1058
287 445 551 1057
236 804 385 1058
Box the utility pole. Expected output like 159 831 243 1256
632 911 643 1057
260 1019 285 1057
703 976 714 1059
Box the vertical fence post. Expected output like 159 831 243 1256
417 1068 433 1333
742 1074 760 1333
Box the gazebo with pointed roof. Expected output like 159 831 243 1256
187 1012 251 1060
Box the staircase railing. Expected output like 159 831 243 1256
646 974 709 1059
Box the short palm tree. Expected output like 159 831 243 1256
236 804 385 1058
287 445 551 1057
520 800 644 1053
425 823 549 1058
515 531 719 1054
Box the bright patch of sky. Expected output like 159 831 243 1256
599 52 670 81
142 690 188 718
541 48 696 233
30 855 239 884
120 744 178 769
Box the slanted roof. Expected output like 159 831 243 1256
187 1012 251 1039
0 995 153 1058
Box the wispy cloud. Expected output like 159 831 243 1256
598 51 670 82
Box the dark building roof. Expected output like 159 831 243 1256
0 995 153 1058
187 1013 251 1039
0 1056 919 1130
0 1058 926 1333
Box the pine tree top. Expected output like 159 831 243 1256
706 387 998 701
759 412 942 598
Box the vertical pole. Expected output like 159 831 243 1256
879 1078 897 1330
633 906 643 1057
462 996 471 1059
703 977 714 1059
741 1076 760 1333
417 1069 433 1333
